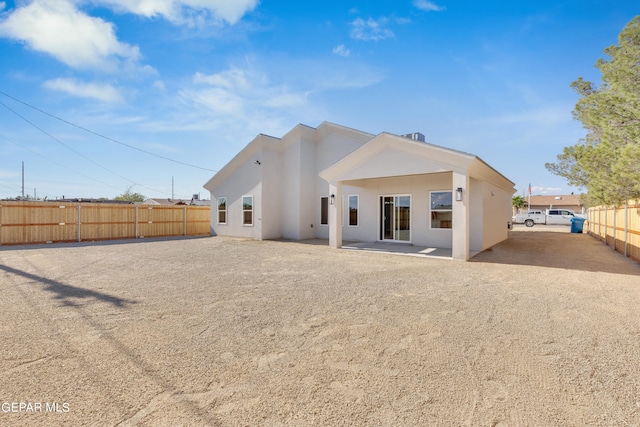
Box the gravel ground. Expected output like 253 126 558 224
1 229 640 426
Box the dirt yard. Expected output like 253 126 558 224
1 229 639 426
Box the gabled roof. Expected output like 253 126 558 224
529 194 583 207
203 121 374 191
320 132 515 192
320 132 473 181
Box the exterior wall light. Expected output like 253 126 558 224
330 194 335 205
455 187 463 202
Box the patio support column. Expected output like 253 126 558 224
329 181 342 248
452 171 470 261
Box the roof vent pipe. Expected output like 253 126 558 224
401 132 426 142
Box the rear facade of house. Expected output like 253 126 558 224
203 122 516 260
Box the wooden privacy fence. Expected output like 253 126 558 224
586 200 640 263
0 201 210 245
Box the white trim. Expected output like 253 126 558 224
347 194 359 227
429 190 453 230
378 194 412 243
320 196 329 226
242 195 254 227
217 196 227 225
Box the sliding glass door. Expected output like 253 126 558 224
380 195 411 242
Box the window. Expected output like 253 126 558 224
242 195 253 226
217 197 227 224
430 191 452 229
348 195 358 226
320 197 328 225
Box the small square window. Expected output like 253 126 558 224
430 191 453 229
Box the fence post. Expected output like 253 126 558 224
613 205 617 253
77 204 81 242
604 206 608 246
183 206 187 236
624 203 628 258
135 205 139 239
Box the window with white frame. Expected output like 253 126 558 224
217 197 227 224
320 197 328 225
242 195 253 226
348 195 358 226
430 191 452 229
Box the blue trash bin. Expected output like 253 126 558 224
571 217 586 233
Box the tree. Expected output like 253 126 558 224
512 195 526 213
546 16 640 206
115 187 146 202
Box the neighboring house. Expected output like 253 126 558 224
203 122 516 260
527 194 584 214
144 198 210 206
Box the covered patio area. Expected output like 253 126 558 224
342 241 453 259
320 132 515 260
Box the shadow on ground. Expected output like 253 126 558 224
0 235 211 252
472 231 640 276
0 264 137 307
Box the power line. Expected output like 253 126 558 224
0 89 217 172
0 180 22 193
0 102 176 197
0 133 126 193
1 102 135 182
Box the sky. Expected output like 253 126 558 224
0 0 637 201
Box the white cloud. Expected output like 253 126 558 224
153 80 167 91
96 0 259 26
0 2 5 11
332 44 350 57
350 17 394 41
43 78 124 103
186 66 306 118
0 0 140 72
193 69 250 90
481 105 572 127
532 185 562 195
413 0 445 12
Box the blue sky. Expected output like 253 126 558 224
0 0 637 200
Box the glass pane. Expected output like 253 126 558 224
242 196 252 209
431 191 452 210
243 211 252 225
383 197 393 239
396 196 410 241
218 211 226 224
348 195 358 226
218 197 226 209
320 197 328 225
431 211 452 228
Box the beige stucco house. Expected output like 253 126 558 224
203 122 515 260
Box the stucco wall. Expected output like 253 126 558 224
481 181 512 250
469 178 484 252
210 159 262 239
299 136 317 240
261 148 283 239
281 139 301 240
313 130 372 240
338 173 454 248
